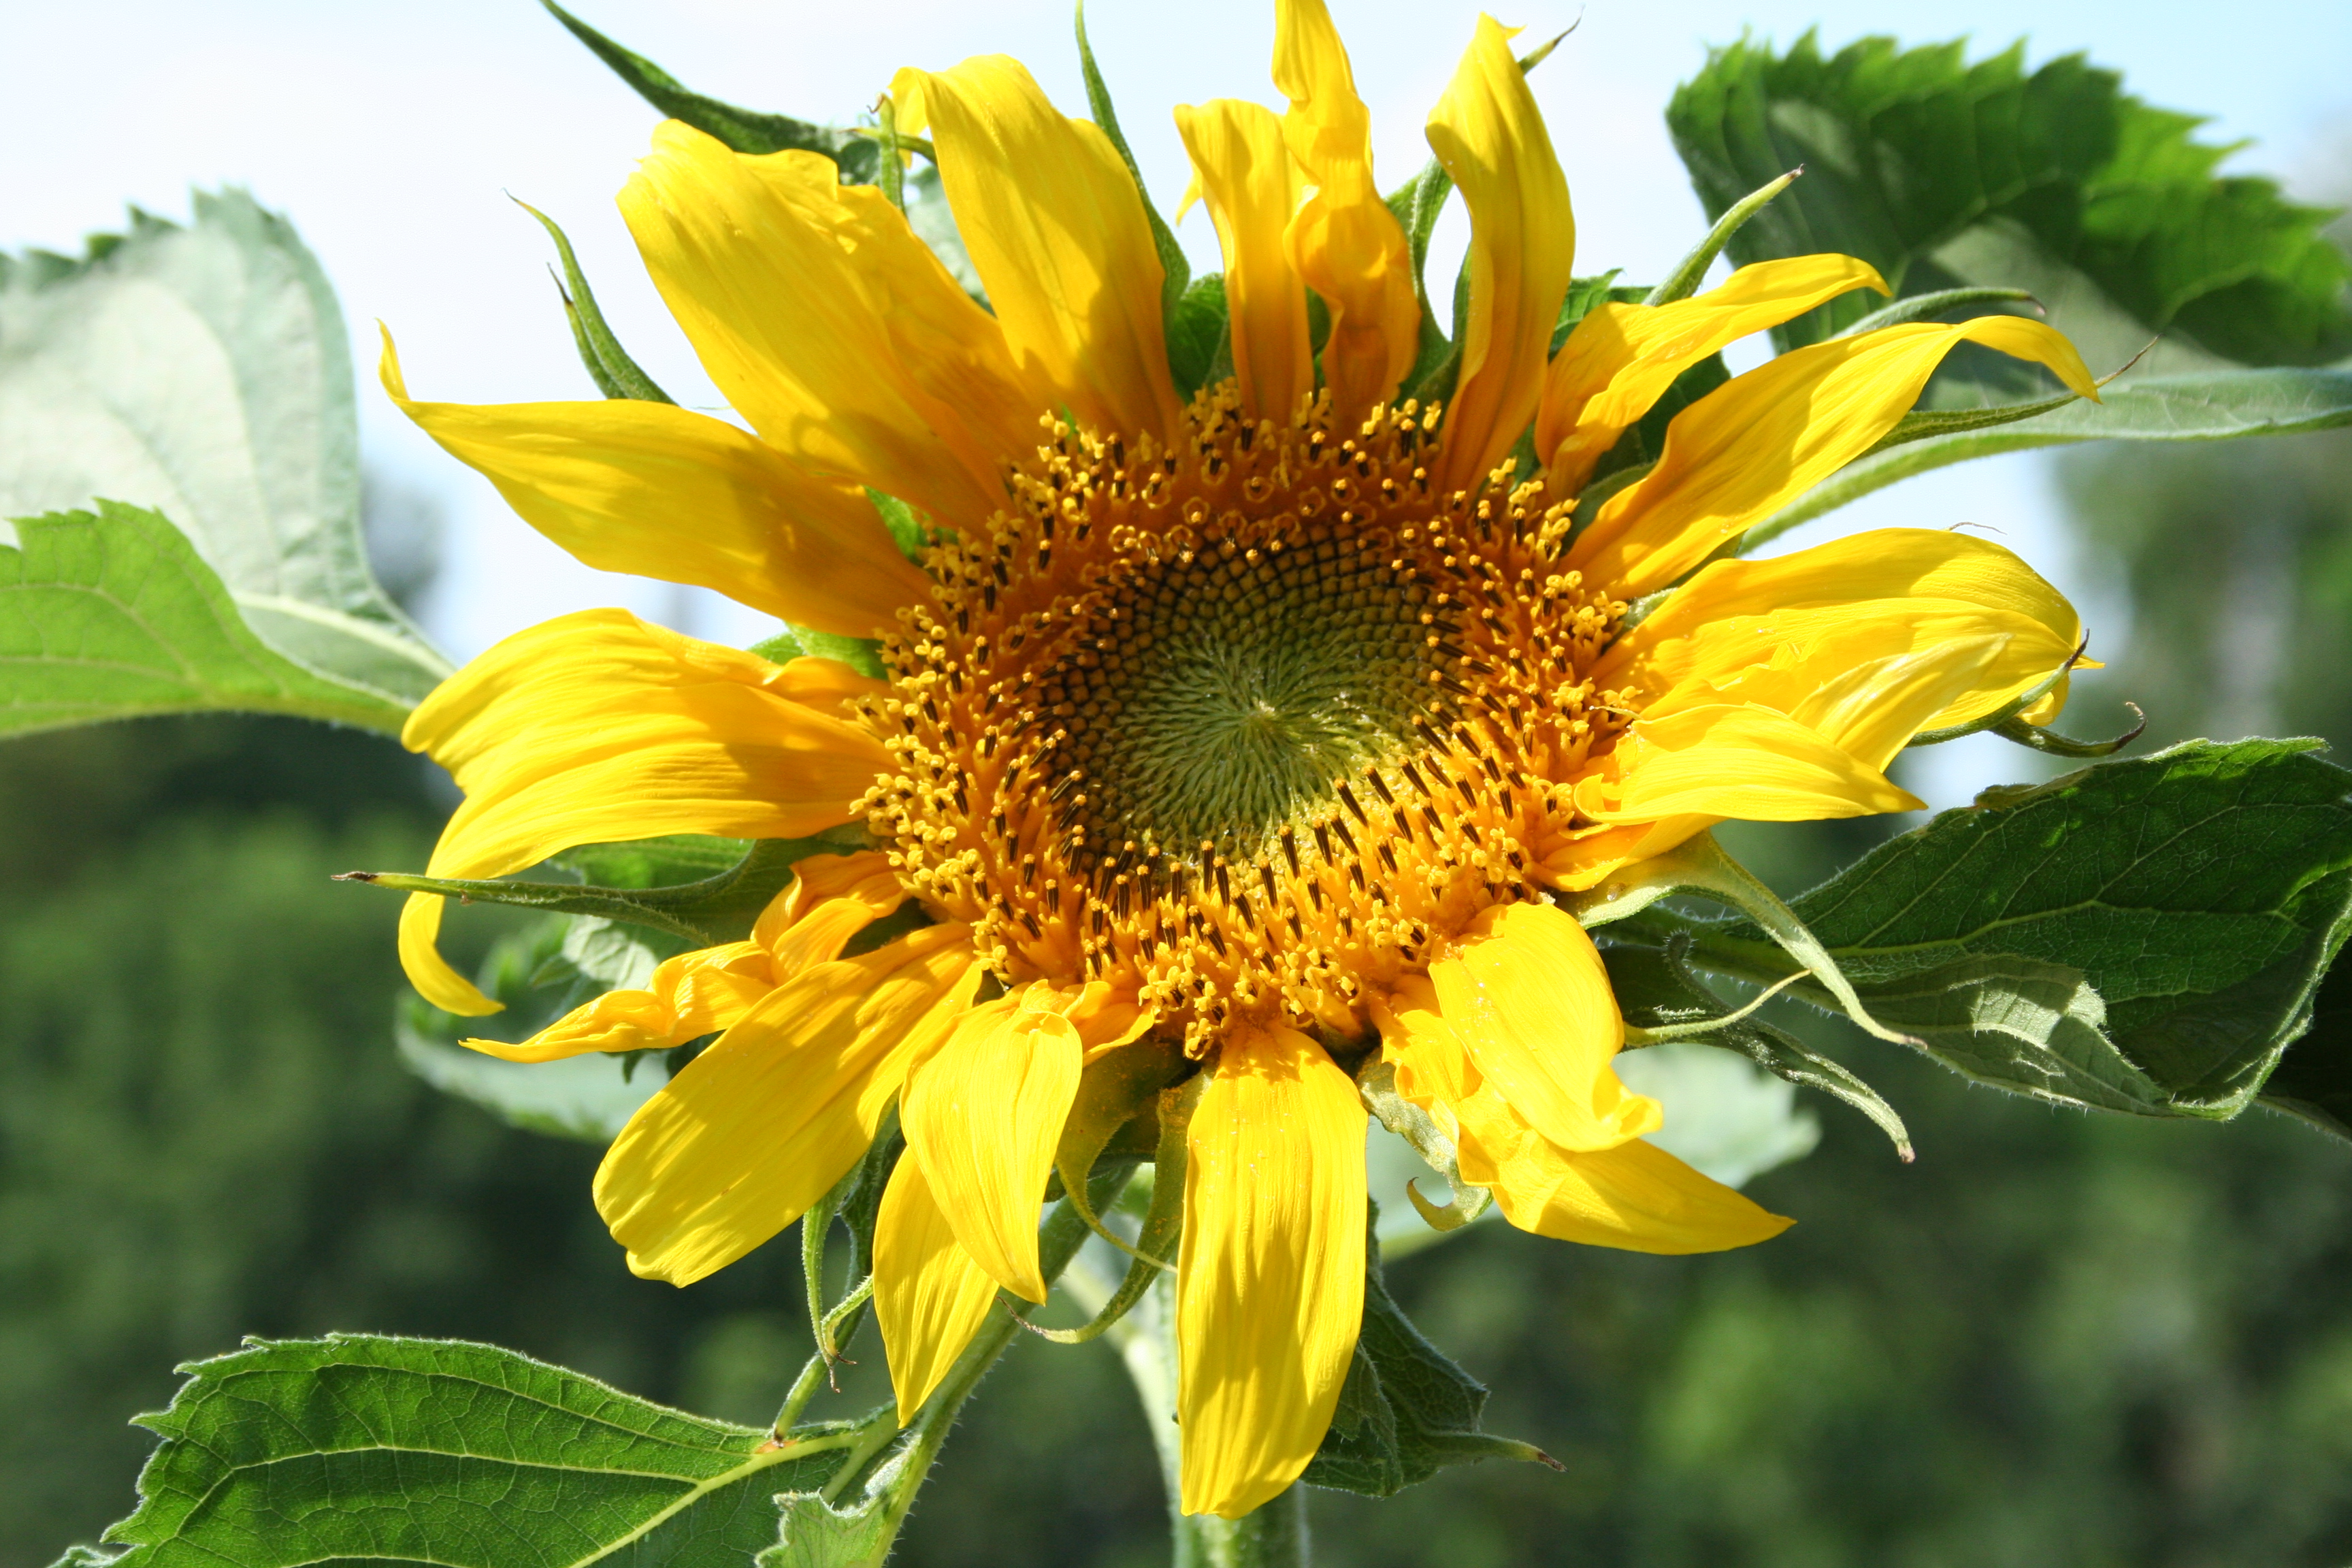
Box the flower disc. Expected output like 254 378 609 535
861 385 1631 1049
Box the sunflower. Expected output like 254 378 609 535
379 0 2095 1518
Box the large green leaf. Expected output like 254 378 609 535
0 504 413 736
1664 741 2352 1122
1667 33 2352 368
55 1335 870 1567
0 193 449 710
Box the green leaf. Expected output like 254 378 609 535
2259 951 2352 1137
0 504 414 736
1302 1209 1557 1498
552 833 755 889
1666 33 2352 366
81 1334 867 1567
0 191 450 709
344 828 872 949
1682 740 2352 1120
788 625 888 680
393 913 672 1142
540 0 881 180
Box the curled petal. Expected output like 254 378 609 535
1537 255 1888 492
1175 98 1313 423
894 58 1182 446
1272 0 1418 422
395 610 889 1015
1569 316 2099 596
1425 14 1576 492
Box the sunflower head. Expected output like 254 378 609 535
378 0 2100 1521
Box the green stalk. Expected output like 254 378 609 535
1073 1264 1312 1568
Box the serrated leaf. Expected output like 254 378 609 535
86 1335 859 1567
1667 33 2352 366
761 1493 895 1568
1683 740 2352 1119
1301 1210 1553 1498
0 191 449 708
0 504 414 736
540 0 880 180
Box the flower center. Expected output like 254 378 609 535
858 383 1629 1049
1036 519 1443 874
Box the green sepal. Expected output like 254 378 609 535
512 197 674 404
340 828 869 950
1356 1058 1491 1232
1602 939 1914 1160
1073 0 1190 332
1644 167 1801 306
1026 1072 1196 1345
1385 159 1457 395
1990 704 2148 757
1569 830 1917 1047
1831 285 2038 338
540 0 881 179
865 489 930 565
1050 1040 1188 1258
1744 366 2352 551
1166 274 1233 401
787 625 889 680
1301 1207 1559 1498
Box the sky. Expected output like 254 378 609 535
3 0 2347 806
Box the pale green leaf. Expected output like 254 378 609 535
0 191 450 708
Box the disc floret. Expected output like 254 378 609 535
860 382 1632 1051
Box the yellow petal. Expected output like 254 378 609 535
621 123 1039 526
595 924 979 1286
1272 0 1418 423
466 940 772 1064
1573 702 1924 823
1597 526 2085 736
1463 1101 1793 1254
1424 14 1575 493
1177 1022 1367 1519
397 610 889 1015
875 1154 1002 1424
1417 901 1659 1153
894 59 1182 446
1569 316 2099 596
378 329 925 639
1536 255 1889 492
469 851 907 1064
900 985 1085 1302
1173 99 1313 423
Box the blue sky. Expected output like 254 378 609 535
4 0 2346 801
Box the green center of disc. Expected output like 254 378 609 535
1041 534 1442 861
